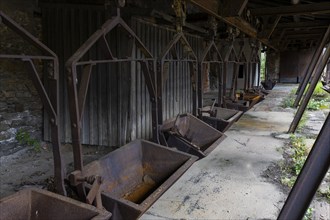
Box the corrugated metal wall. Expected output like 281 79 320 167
132 18 203 122
42 4 204 147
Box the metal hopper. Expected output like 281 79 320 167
81 139 197 220
0 188 111 220
160 113 226 158
201 105 243 132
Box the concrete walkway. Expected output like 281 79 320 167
141 84 296 219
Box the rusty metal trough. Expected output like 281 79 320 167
201 106 243 132
82 139 197 220
243 93 264 105
223 98 250 112
0 188 111 220
223 92 263 112
160 113 226 158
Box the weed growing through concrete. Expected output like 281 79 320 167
16 129 41 152
281 89 296 108
281 134 308 187
297 113 308 133
281 85 330 110
280 134 314 220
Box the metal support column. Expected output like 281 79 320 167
279 113 330 220
294 25 330 107
257 60 261 87
289 45 330 133
218 63 224 106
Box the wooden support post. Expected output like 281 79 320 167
288 45 330 133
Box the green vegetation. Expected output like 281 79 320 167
308 82 330 99
297 113 308 133
280 134 314 220
16 129 41 152
281 133 330 204
281 84 330 110
304 207 313 220
260 52 266 81
281 134 308 187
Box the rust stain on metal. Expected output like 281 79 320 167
0 188 111 220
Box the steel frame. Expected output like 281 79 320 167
248 45 260 89
0 11 66 196
220 43 239 103
198 40 223 108
66 10 157 198
156 32 198 144
236 46 248 93
197 41 243 132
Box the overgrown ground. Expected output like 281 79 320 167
264 83 330 219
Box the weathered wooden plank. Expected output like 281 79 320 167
219 0 249 17
187 0 276 50
276 21 330 29
258 16 281 40
251 2 330 16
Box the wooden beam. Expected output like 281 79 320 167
276 21 330 29
251 2 330 16
273 29 325 42
225 16 257 36
151 10 208 33
187 0 277 50
258 15 281 40
284 33 322 39
187 0 256 37
219 0 249 17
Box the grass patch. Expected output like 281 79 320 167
280 134 314 219
281 85 330 110
16 129 41 152
281 134 308 186
280 133 330 205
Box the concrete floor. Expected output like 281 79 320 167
141 84 296 219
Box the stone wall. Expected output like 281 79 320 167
0 0 43 156
266 49 280 82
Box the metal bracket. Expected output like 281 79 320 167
69 171 103 209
